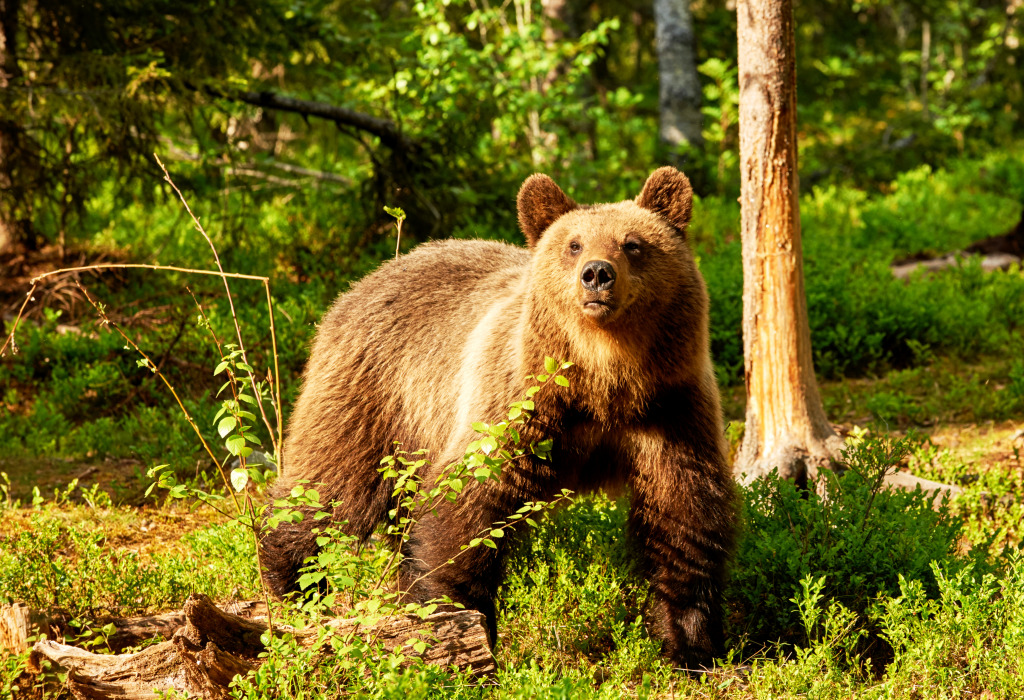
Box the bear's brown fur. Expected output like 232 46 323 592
261 167 736 669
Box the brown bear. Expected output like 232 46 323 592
260 167 736 669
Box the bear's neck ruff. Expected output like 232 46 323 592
526 301 660 424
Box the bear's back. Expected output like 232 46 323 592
288 239 532 483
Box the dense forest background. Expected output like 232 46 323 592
1 0 1023 492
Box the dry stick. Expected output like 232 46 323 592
0 283 38 357
154 155 281 468
394 216 403 260
263 281 284 471
73 281 241 516
1 265 275 393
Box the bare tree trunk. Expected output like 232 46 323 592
733 0 962 504
920 19 931 120
541 0 571 43
653 0 704 161
734 0 842 483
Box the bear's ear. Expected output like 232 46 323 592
635 166 693 235
517 174 578 247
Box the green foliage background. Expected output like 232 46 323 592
1 2 1024 695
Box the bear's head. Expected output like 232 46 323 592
518 167 699 331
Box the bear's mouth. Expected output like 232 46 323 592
582 299 616 320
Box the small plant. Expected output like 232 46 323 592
384 205 406 259
218 359 577 697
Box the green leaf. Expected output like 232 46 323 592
384 205 407 222
214 360 230 375
554 375 569 387
489 529 504 538
217 416 237 438
225 434 250 457
544 356 557 374
230 468 249 492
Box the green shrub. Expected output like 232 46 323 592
727 436 966 648
874 556 1024 697
497 494 653 672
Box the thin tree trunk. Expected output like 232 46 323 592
541 0 570 43
653 0 704 160
0 0 21 254
734 0 842 483
920 19 931 120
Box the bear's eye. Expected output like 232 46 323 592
624 240 642 255
569 241 582 255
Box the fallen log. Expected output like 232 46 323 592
890 252 1021 279
1 599 268 654
891 207 1024 279
882 469 962 508
28 594 495 699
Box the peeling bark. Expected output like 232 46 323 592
735 0 841 484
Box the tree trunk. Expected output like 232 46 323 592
734 0 843 483
653 0 704 161
733 0 962 505
0 0 23 254
541 0 571 43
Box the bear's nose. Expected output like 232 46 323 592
581 260 616 292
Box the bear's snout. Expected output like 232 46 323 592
580 260 616 292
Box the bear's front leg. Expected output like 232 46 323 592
399 504 503 643
398 451 561 644
627 385 737 670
